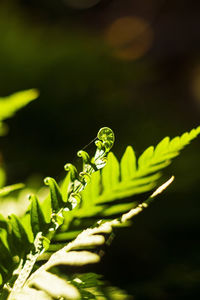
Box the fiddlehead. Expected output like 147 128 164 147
1 127 115 297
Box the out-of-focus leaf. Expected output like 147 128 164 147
0 168 6 189
0 89 39 121
0 183 25 197
31 271 80 300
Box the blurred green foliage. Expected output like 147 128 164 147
0 89 38 192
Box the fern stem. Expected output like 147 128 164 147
8 232 44 299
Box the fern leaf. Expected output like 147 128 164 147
44 177 65 212
60 173 71 202
30 195 47 237
78 126 200 219
0 89 39 122
136 126 200 176
120 145 136 180
8 215 31 255
102 152 120 192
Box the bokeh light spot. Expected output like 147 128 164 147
105 17 153 60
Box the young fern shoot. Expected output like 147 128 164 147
2 127 115 299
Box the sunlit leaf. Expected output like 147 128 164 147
0 89 39 121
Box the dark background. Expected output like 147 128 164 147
1 0 200 299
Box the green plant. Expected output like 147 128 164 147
0 89 39 194
0 92 200 299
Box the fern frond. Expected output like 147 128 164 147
137 127 200 175
14 178 173 300
0 128 115 297
0 125 199 299
101 126 200 200
76 126 200 219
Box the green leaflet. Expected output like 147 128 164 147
30 195 47 237
8 214 31 255
60 173 71 202
75 171 102 217
102 152 120 192
40 195 52 224
120 145 136 180
138 146 154 168
8 215 27 242
20 214 34 244
44 177 65 212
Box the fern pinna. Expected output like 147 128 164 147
0 125 199 299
